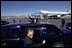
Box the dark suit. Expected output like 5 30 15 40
23 36 42 47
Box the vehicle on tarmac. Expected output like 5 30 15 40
1 20 71 47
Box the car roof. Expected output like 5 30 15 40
1 22 53 27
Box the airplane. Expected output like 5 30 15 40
29 9 71 19
40 9 71 18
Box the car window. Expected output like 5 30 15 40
1 26 20 39
8 27 20 38
24 27 47 42
1 28 7 38
46 25 61 36
1 27 9 39
20 26 47 39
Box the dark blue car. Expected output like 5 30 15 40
1 22 71 47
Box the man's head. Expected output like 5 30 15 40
26 28 34 39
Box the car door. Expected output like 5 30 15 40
1 26 21 47
44 25 63 46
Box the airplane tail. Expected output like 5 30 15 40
68 9 71 14
67 9 71 13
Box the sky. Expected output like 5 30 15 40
1 1 71 16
